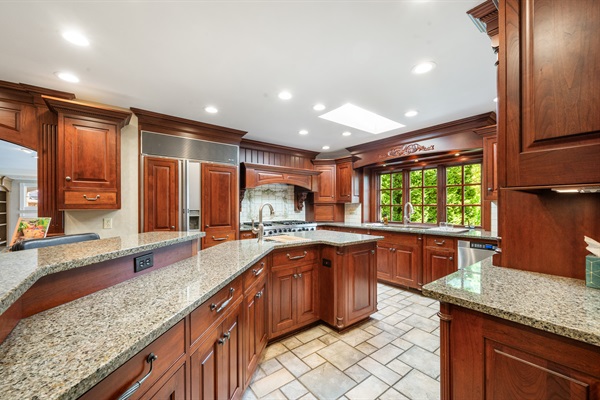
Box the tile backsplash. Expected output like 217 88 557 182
240 184 305 222
490 200 498 235
344 203 362 224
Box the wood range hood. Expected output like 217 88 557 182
240 162 321 211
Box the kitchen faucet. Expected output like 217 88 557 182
403 202 414 225
252 203 275 242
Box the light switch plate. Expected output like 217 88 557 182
103 218 113 229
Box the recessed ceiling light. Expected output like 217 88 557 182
313 103 326 111
322 145 330 150
278 91 292 100
32 156 39 159
55 72 79 83
318 103 405 134
62 31 90 47
299 130 308 135
493 97 498 102
20 148 33 154
455 153 461 156
404 110 418 117
411 61 436 74
414 159 419 162
342 131 352 136
204 106 218 114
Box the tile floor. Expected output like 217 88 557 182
243 283 441 400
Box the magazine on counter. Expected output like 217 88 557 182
9 217 52 247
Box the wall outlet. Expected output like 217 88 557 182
134 253 154 273
103 218 113 229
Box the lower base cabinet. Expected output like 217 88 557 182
140 363 186 400
376 233 422 290
243 276 268 387
439 303 600 400
423 236 456 285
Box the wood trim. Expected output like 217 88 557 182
131 107 246 145
438 303 453 400
43 96 132 128
240 139 319 159
241 162 320 191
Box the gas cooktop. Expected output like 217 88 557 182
242 220 317 236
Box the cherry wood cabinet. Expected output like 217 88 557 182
499 0 600 188
423 236 457 285
335 158 359 203
143 157 179 232
240 231 257 240
483 135 498 201
439 303 600 400
139 363 186 400
201 163 238 248
313 163 336 203
376 233 422 290
43 96 131 210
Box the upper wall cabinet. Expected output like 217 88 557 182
336 157 359 203
44 96 131 210
499 0 600 188
313 161 336 203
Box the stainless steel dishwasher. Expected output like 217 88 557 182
457 240 498 269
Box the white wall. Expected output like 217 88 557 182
7 179 37 242
240 184 305 223
64 115 139 238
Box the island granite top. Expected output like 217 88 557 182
422 258 600 347
0 230 381 400
318 222 499 240
0 231 205 316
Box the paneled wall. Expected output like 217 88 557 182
239 139 317 169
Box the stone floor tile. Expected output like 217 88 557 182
338 328 373 347
357 357 401 386
393 369 440 400
377 305 399 316
435 348 441 356
401 327 440 352
370 343 404 365
292 338 327 359
398 346 440 379
345 375 389 400
277 351 311 377
378 387 410 400
320 325 334 333
391 337 414 352
370 311 386 321
251 367 295 398
344 364 371 383
355 341 378 355
381 313 407 326
386 359 412 377
366 331 398 348
318 333 339 345
317 340 366 370
298 393 318 400
280 336 303 350
261 358 284 375
402 314 439 332
302 353 326 369
364 325 383 336
370 321 406 336
406 294 437 307
262 342 289 361
394 321 414 332
242 387 258 400
280 380 309 400
250 367 267 385
404 303 439 319
295 326 328 343
431 327 440 337
299 362 356 400
264 389 288 399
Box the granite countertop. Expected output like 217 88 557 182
0 230 381 400
0 231 205 316
318 222 500 240
422 258 600 347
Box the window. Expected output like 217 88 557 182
379 172 403 222
446 163 482 226
409 168 438 224
376 161 482 227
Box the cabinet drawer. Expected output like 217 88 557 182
379 231 421 246
80 320 185 400
425 236 456 249
189 277 242 346
272 246 319 268
203 229 236 248
243 257 268 292
63 190 118 209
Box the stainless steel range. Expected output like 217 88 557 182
242 220 317 236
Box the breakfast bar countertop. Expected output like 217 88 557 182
0 230 382 400
422 258 600 347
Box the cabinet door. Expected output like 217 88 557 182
190 325 221 400
202 163 238 247
296 263 319 325
143 157 179 232
336 162 353 202
424 248 456 284
141 363 186 400
393 244 420 289
345 245 376 324
314 164 336 203
376 241 395 281
270 266 296 335
243 279 267 388
483 135 498 201
500 0 600 187
220 303 243 400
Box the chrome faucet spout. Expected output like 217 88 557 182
253 203 275 242
403 202 414 225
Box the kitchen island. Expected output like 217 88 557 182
0 230 382 400
422 258 600 399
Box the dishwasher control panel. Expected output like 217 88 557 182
470 242 497 251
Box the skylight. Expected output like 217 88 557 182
318 103 405 134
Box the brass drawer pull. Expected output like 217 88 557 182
211 235 229 242
210 288 234 313
434 239 446 246
117 353 158 400
287 251 307 260
83 194 100 201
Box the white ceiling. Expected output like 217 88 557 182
0 0 496 154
